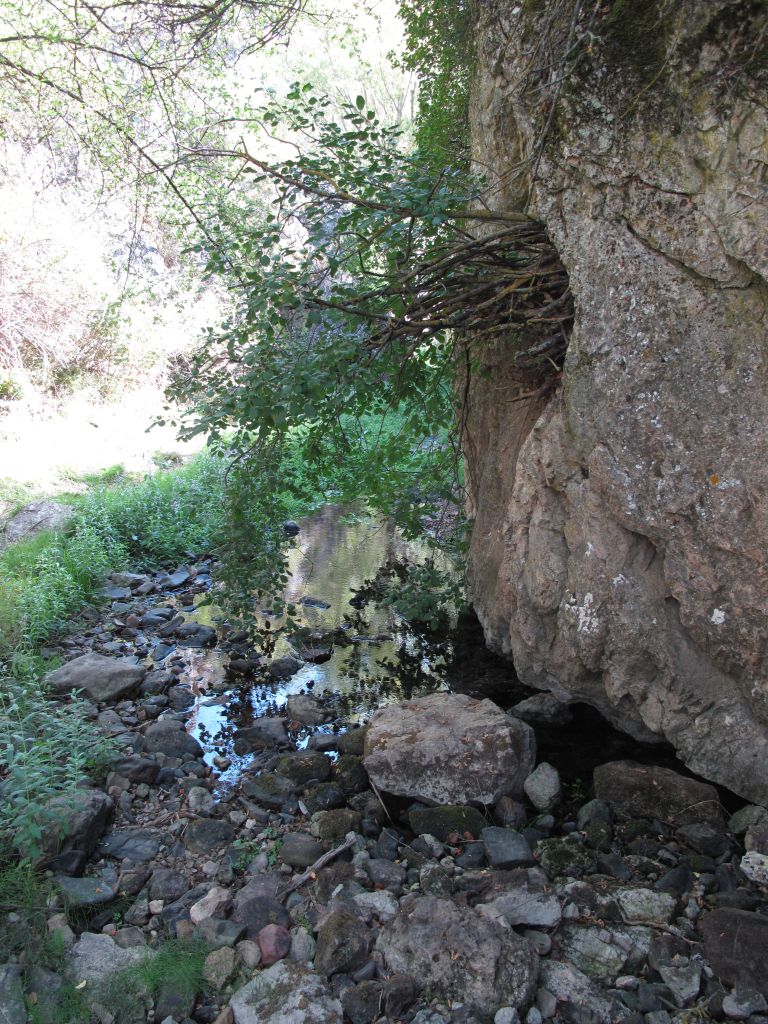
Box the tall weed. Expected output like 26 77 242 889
0 671 116 859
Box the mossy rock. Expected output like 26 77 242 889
275 751 332 786
583 821 613 852
240 773 296 810
310 809 362 843
338 727 367 756
409 804 488 841
537 838 597 879
332 754 369 796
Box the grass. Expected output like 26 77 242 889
92 938 212 1024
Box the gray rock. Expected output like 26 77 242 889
286 694 333 726
614 888 677 925
557 923 651 987
232 894 291 940
280 832 323 869
142 718 203 759
0 963 27 1024
593 762 724 828
538 961 628 1024
183 818 235 853
56 874 116 907
289 927 316 963
352 890 400 923
511 695 573 727
229 960 343 1024
2 500 74 547
190 885 232 924
110 756 160 784
485 886 562 929
701 909 768 991
150 868 190 902
464 5 768 805
315 911 371 977
656 958 701 1006
722 988 768 1020
364 693 536 805
70 932 147 983
740 850 768 885
99 829 160 862
36 788 113 873
45 652 145 702
481 827 535 869
728 805 768 835
233 718 289 753
196 917 247 947
241 773 296 809
523 763 561 811
365 858 406 894
341 980 382 1024
376 895 539 1016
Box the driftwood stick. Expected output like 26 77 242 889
277 833 357 898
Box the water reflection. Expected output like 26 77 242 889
180 506 477 783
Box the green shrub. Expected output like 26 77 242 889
0 672 116 859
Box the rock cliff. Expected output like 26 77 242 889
464 0 768 803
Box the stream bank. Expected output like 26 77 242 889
2 507 767 1024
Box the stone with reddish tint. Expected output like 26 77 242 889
257 923 291 966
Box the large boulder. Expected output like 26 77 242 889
229 960 343 1024
363 694 536 805
593 761 724 828
464 0 768 804
376 895 539 1017
45 653 145 702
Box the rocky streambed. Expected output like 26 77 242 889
2 511 768 1024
